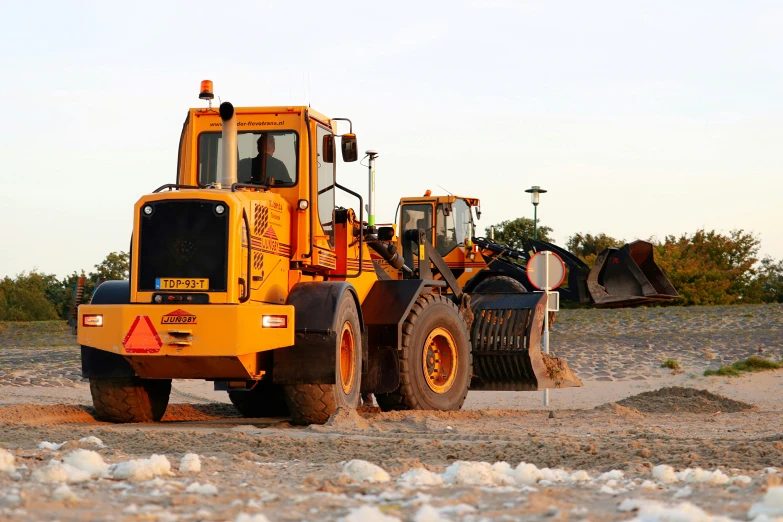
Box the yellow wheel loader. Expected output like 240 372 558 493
374 193 679 308
78 81 580 425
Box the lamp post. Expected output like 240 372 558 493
525 186 547 239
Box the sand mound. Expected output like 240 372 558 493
162 404 240 421
0 404 97 425
311 407 371 431
0 403 240 425
616 387 757 414
594 403 646 418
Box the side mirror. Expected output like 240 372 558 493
476 207 481 220
378 226 395 241
341 133 358 162
322 135 335 163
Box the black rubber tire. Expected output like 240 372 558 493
283 296 361 425
376 293 472 412
228 381 290 417
473 275 556 328
90 377 171 423
473 275 527 293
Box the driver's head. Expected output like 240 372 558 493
257 134 276 156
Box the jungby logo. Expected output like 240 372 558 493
161 309 197 325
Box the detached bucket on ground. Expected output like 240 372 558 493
588 240 680 308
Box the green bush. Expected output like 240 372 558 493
704 356 782 377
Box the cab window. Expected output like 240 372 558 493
400 203 433 268
198 131 298 186
316 125 335 248
436 199 473 256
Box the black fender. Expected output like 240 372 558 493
360 279 428 394
81 280 136 379
273 282 364 385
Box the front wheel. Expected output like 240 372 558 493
90 377 171 423
284 295 362 425
376 293 472 412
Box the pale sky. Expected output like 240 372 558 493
1 1 781 278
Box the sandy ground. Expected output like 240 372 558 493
2 305 783 521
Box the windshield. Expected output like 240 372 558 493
198 131 298 186
436 199 473 256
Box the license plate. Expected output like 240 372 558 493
155 278 209 291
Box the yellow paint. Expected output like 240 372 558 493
78 303 294 356
78 102 385 381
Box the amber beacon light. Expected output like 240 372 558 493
199 80 214 100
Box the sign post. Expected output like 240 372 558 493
526 250 566 407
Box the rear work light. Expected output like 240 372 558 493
83 315 103 327
262 315 287 328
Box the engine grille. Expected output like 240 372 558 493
137 200 229 292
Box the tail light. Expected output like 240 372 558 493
83 315 103 327
262 315 288 328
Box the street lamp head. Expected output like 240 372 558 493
525 185 547 206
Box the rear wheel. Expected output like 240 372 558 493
228 380 290 417
90 377 171 423
376 293 472 412
284 295 362 425
473 275 527 293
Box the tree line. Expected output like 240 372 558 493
0 252 129 321
1 220 781 321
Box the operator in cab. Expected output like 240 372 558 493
250 133 291 185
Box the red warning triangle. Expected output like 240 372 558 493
263 226 278 240
122 315 163 354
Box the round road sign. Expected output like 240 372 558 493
526 251 567 290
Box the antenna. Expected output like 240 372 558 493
437 184 453 195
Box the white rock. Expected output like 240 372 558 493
185 482 218 496
52 484 78 502
38 442 65 451
342 460 391 483
0 449 16 473
600 484 620 495
620 498 737 521
32 461 92 483
179 454 201 473
439 504 477 515
708 470 730 485
413 505 449 522
236 514 271 522
341 506 401 522
77 437 105 448
62 450 109 479
652 464 679 484
673 487 693 499
539 468 570 483
597 470 624 481
398 468 444 487
514 462 543 485
112 455 172 481
568 470 591 482
442 461 494 486
490 462 517 486
730 475 752 487
749 486 783 518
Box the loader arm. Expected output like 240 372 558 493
470 237 679 307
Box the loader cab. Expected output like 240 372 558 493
176 104 362 274
398 196 479 268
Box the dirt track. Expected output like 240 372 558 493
2 305 783 521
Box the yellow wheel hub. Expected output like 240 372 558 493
339 321 356 394
422 327 458 393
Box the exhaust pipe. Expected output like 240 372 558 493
219 102 237 188
366 150 378 227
